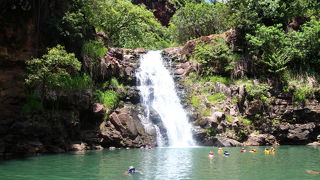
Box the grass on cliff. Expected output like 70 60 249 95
96 90 119 109
60 73 93 91
208 93 225 104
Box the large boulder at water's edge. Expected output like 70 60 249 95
272 122 319 144
243 133 279 146
100 104 155 147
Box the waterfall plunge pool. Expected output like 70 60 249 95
1 146 319 180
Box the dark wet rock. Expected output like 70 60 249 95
245 100 264 116
192 126 207 144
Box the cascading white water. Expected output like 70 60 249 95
136 50 195 147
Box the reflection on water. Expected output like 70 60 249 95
138 148 193 180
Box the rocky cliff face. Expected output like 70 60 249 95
0 0 155 157
163 33 320 147
0 44 156 157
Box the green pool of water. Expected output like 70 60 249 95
0 146 319 180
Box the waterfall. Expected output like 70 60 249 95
136 50 195 147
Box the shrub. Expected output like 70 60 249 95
246 83 270 102
293 86 312 104
240 117 252 125
96 90 119 109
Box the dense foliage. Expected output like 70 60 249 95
170 1 229 43
60 0 170 49
25 0 320 111
26 45 82 99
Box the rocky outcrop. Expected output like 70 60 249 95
243 134 279 146
131 0 176 26
272 123 319 144
101 104 155 147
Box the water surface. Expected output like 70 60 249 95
1 146 319 180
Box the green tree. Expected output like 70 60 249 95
246 24 291 76
83 0 169 49
194 37 236 76
26 45 82 100
170 2 224 43
289 17 320 68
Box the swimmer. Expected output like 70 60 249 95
241 148 247 152
306 170 320 175
123 166 143 175
208 151 215 158
218 147 223 153
249 148 257 153
223 151 230 157
270 147 275 153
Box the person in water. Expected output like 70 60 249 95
241 148 246 152
218 147 223 153
249 148 257 153
306 170 320 175
270 147 275 153
264 148 270 154
208 151 215 158
124 166 143 175
223 150 230 157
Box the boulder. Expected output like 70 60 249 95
215 83 232 96
163 46 184 60
175 68 185 75
212 112 225 123
102 104 155 147
69 143 86 151
93 103 105 113
245 100 264 116
287 123 316 142
307 142 320 146
244 133 279 146
213 136 242 147
192 126 207 143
